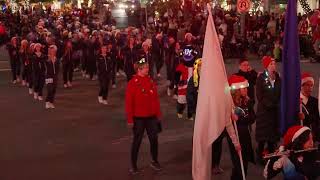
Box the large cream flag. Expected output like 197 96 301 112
192 4 233 180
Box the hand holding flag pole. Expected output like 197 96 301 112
299 98 304 126
232 107 246 180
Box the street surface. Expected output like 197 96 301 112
0 48 319 179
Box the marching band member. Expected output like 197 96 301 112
125 58 162 174
33 43 46 101
97 44 114 105
45 45 60 109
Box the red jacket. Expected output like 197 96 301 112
176 63 189 96
125 75 161 124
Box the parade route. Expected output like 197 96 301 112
0 55 319 180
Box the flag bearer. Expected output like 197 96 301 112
228 75 256 180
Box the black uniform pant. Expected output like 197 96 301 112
98 75 111 100
212 129 226 167
87 59 97 79
81 55 87 72
177 102 193 118
23 64 33 87
10 59 20 81
257 141 276 157
34 73 45 96
153 55 163 75
165 58 174 81
131 117 159 168
148 60 155 79
226 132 248 180
46 80 57 103
125 67 135 82
111 59 116 85
116 58 123 72
22 64 27 81
63 62 74 84
212 129 249 180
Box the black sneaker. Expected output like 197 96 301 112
129 167 140 175
150 161 162 171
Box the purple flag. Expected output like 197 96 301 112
280 0 301 134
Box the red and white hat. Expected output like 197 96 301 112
262 56 275 69
228 75 249 90
301 72 314 85
185 33 193 39
283 125 311 147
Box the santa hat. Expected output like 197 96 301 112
185 32 193 39
228 75 249 90
301 72 314 85
21 39 28 46
11 37 17 42
34 43 42 49
29 43 35 48
262 56 274 69
49 45 57 51
142 40 151 48
283 125 311 147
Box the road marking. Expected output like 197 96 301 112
111 135 132 145
0 68 10 72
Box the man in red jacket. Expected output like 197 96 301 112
125 58 162 174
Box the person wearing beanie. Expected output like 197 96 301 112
45 45 60 109
264 125 320 180
255 56 281 164
225 74 255 180
6 37 21 84
96 44 114 105
32 43 46 101
299 72 320 143
234 59 258 105
125 58 162 174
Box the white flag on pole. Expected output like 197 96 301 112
192 4 233 180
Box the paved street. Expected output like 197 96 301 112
0 48 319 180
111 8 140 28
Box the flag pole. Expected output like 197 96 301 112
232 108 246 180
318 78 320 116
299 99 303 126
